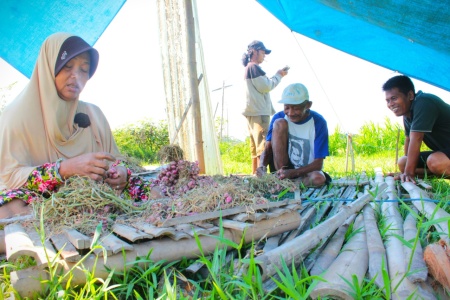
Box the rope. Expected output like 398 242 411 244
303 198 447 204
289 31 346 132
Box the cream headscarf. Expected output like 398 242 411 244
0 32 122 189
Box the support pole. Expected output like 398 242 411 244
185 0 205 173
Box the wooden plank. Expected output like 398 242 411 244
265 207 289 218
134 222 176 238
232 213 250 222
302 188 316 198
158 199 300 227
175 224 209 236
26 230 57 266
263 235 280 253
216 219 253 231
0 214 33 225
168 232 191 241
50 233 81 262
281 204 316 244
207 226 219 234
112 223 152 242
94 234 133 256
64 229 91 249
192 222 214 229
247 212 267 222
4 224 35 262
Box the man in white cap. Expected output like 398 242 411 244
256 83 331 187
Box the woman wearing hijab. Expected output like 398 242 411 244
0 33 156 219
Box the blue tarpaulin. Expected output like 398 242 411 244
1 0 449 91
257 0 450 91
0 0 126 78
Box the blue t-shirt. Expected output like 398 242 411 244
267 110 329 168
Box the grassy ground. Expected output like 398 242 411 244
1 145 450 299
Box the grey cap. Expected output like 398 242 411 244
279 83 309 105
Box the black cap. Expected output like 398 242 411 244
247 40 271 54
54 36 99 78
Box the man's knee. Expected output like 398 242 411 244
397 156 407 172
304 171 326 187
273 118 288 133
427 152 449 175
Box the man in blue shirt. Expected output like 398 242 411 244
256 83 330 187
383 75 450 182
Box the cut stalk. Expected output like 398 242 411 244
253 183 387 281
310 214 368 300
310 214 356 276
363 203 387 289
403 211 428 283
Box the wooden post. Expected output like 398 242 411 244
220 80 225 141
345 133 350 173
185 0 205 173
395 128 400 172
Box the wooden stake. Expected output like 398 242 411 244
395 128 400 172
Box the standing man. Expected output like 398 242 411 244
241 40 288 174
256 83 331 187
383 75 450 182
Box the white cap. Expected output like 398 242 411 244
278 83 309 105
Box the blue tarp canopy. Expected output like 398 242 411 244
0 0 126 78
1 0 449 92
257 0 450 92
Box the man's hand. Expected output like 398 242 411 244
276 168 297 180
256 166 267 177
399 172 417 184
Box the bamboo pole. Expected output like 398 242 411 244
185 0 205 174
310 214 356 276
251 183 387 281
383 176 436 300
10 211 301 298
395 128 400 172
403 211 428 283
401 182 449 244
310 214 368 300
363 203 387 289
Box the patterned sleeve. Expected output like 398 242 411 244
0 160 155 207
0 161 64 206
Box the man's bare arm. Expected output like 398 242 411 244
402 131 424 182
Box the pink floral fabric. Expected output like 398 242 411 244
0 160 152 206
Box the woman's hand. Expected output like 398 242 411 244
105 165 128 192
59 152 116 181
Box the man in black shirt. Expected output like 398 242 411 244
383 75 450 182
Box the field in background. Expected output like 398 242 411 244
114 117 410 178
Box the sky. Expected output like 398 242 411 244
1 0 450 141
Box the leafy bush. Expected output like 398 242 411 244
113 119 169 165
352 117 405 155
328 125 347 156
219 137 252 175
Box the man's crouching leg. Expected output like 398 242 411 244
300 171 327 187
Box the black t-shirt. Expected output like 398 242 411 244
404 91 450 151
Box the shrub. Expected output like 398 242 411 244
113 119 169 165
328 125 347 156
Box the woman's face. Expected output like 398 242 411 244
55 51 90 101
